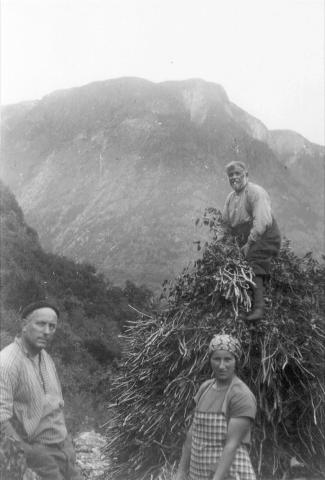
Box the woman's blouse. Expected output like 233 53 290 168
194 376 256 445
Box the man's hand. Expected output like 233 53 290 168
241 243 250 258
21 441 33 456
0 421 32 457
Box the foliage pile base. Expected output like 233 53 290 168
106 211 325 479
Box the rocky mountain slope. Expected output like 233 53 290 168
0 177 155 386
0 179 153 452
1 78 324 289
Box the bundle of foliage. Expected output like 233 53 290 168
106 209 325 479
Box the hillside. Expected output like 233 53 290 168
0 180 151 430
1 78 324 289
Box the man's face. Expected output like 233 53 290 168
22 307 58 354
227 166 248 192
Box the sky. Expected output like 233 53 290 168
1 0 324 145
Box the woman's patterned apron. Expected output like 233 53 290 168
189 391 256 480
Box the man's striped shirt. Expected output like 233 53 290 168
0 337 67 443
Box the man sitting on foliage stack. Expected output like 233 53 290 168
221 161 281 320
0 301 81 480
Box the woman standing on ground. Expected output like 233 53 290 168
176 334 256 480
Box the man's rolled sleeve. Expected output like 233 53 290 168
248 187 272 243
222 193 232 225
0 362 15 424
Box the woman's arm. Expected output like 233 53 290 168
212 417 251 480
175 425 192 480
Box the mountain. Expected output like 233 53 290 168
0 179 153 434
0 179 150 361
0 178 153 402
1 78 324 289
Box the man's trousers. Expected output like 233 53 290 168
26 436 82 480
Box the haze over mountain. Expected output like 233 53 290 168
1 78 324 289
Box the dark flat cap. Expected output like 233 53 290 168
21 301 60 319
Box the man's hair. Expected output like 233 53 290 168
21 301 60 320
225 161 248 173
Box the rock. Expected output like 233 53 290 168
74 430 110 479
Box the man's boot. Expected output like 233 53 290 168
247 275 264 321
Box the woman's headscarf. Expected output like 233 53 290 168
208 334 242 360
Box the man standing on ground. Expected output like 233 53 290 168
0 301 82 479
222 161 281 320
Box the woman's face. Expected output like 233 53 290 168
210 349 236 383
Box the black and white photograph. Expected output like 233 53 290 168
1 1 324 479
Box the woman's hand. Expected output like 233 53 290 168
174 468 188 480
175 426 192 480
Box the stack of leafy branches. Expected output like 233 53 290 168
106 209 325 479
